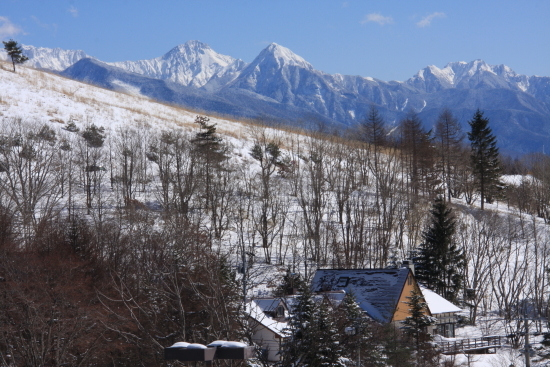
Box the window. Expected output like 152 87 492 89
277 306 285 317
336 277 350 287
436 323 455 338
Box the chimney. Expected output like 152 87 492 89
402 260 415 275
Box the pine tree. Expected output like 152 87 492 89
2 39 28 72
414 197 465 303
315 301 345 367
280 286 318 367
192 115 225 162
400 289 436 348
192 115 227 211
80 124 106 214
467 109 504 210
337 292 384 367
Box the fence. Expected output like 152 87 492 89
437 336 502 354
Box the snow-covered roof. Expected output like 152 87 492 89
420 286 462 314
311 268 410 323
254 298 283 313
322 291 346 307
246 301 288 337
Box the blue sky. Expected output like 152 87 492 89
1 0 549 81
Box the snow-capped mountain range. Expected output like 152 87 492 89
4 40 550 155
0 44 93 71
110 40 247 91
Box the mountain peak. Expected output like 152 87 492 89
256 43 313 70
166 40 213 58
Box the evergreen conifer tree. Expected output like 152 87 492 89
192 115 225 162
414 197 465 302
2 39 28 72
337 292 384 367
380 325 415 367
467 109 504 210
315 301 345 367
400 289 436 347
280 286 318 367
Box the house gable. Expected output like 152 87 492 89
392 272 432 322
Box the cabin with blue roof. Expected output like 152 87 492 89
311 267 430 324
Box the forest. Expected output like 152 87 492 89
1 104 550 366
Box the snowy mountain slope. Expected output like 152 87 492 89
223 44 550 155
0 59 250 139
61 57 343 129
110 40 247 91
225 43 419 125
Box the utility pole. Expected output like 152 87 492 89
242 250 247 304
524 317 531 367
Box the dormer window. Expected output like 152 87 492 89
276 306 285 318
336 277 350 287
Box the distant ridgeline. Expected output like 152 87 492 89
11 41 550 156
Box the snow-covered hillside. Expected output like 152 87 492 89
0 58 249 138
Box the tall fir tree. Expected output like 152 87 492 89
414 197 465 303
467 109 504 210
280 286 318 367
400 289 436 348
337 292 384 367
315 301 346 367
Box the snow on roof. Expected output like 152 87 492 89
419 286 462 314
311 268 410 323
246 301 288 337
207 341 248 348
254 298 282 313
322 291 346 307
